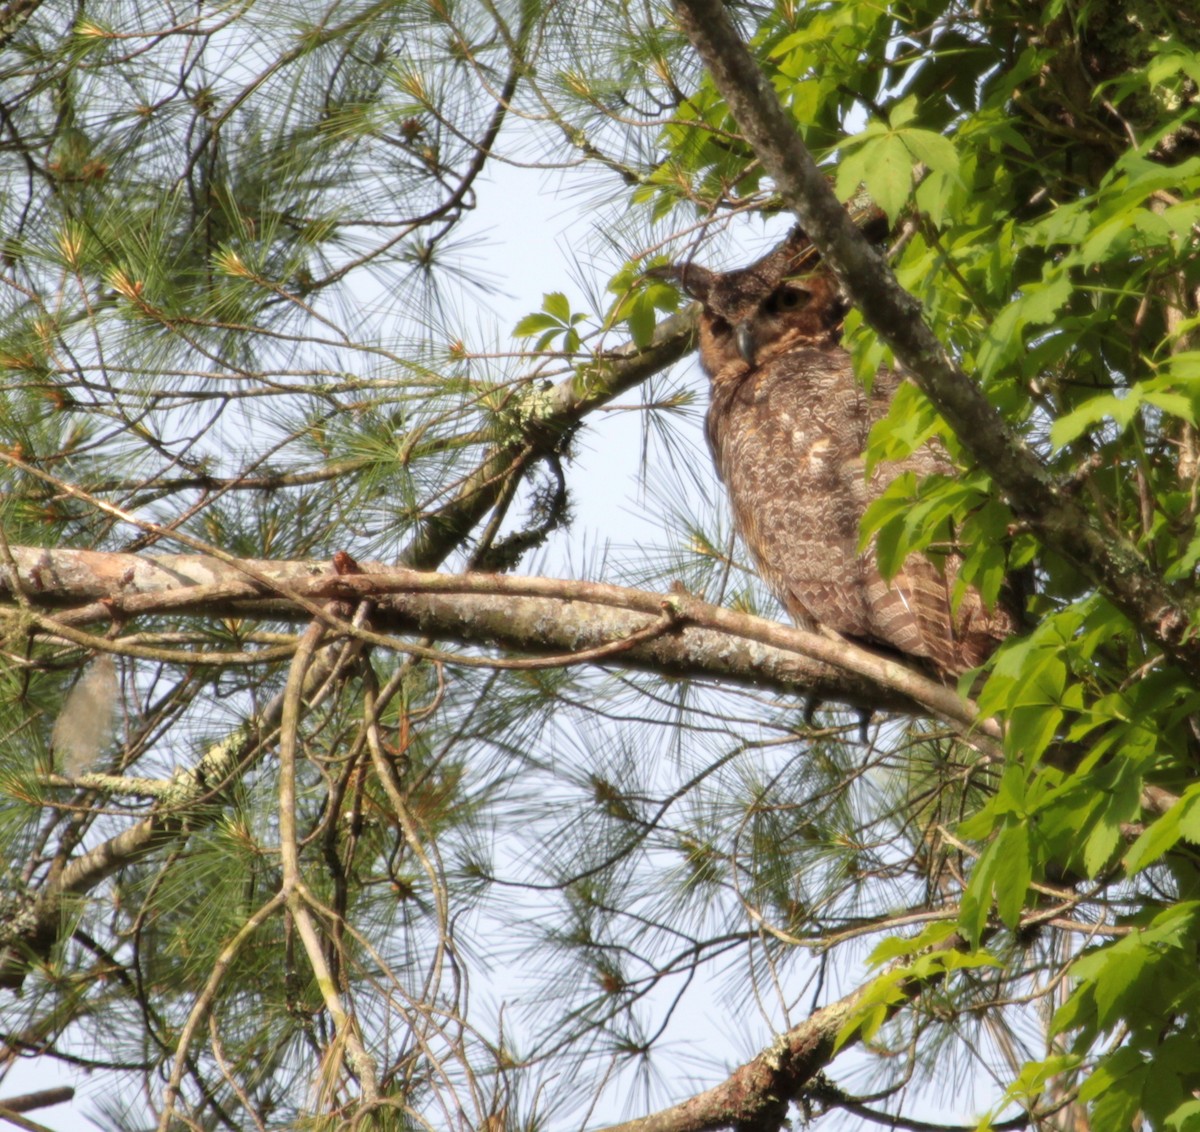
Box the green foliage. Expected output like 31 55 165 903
635 0 1200 1125
4 0 1200 1130
607 260 681 347
1048 905 1200 1131
514 291 590 353
1125 784 1200 874
835 96 963 224
836 945 1001 1051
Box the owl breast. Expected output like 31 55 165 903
706 346 883 636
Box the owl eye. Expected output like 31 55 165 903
709 316 732 337
764 286 808 314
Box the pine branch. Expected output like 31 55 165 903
0 305 698 992
397 306 699 569
0 544 987 990
596 937 967 1132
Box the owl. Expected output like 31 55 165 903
653 227 1014 680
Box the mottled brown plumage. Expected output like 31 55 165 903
656 228 1014 680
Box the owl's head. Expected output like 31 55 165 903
648 226 848 376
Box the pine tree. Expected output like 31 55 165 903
1 2 1199 1130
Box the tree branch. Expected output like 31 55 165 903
1 546 973 722
596 938 967 1132
398 307 698 569
597 996 853 1132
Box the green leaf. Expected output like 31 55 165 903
868 920 959 964
542 291 571 323
835 137 875 202
1082 760 1142 877
914 166 960 228
833 968 906 1050
1166 1099 1200 1132
626 298 655 348
1167 351 1200 379
1049 980 1094 1038
978 274 1072 382
513 312 562 338
1002 1054 1085 1106
1143 1047 1189 1128
913 949 1002 974
1078 1045 1145 1104
959 835 1001 946
1007 704 1062 763
838 114 929 223
866 380 942 463
991 823 1031 928
1089 1063 1146 1132
1092 948 1147 1030
1125 784 1200 874
994 761 1028 816
887 94 919 128
1165 531 1200 581
864 134 917 223
1050 392 1131 448
900 129 960 177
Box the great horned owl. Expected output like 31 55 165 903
654 227 1014 680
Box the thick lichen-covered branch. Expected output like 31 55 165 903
1 546 969 720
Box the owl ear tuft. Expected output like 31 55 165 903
644 262 715 304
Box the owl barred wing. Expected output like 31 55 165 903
864 552 1014 680
864 557 954 669
859 439 1018 677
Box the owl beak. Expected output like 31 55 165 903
735 322 756 366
